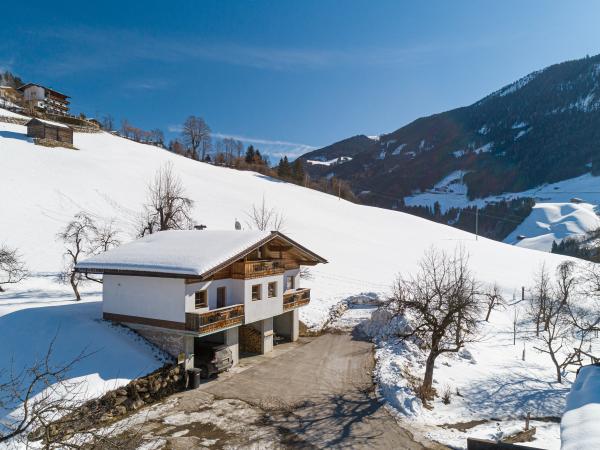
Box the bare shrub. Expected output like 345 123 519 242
245 197 285 231
0 245 28 292
484 282 505 321
441 385 452 405
137 163 194 237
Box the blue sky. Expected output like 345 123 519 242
2 1 600 159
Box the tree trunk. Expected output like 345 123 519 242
549 349 561 383
485 306 492 322
70 272 81 301
422 349 438 394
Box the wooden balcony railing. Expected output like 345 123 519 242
283 288 311 311
232 260 285 279
185 304 244 335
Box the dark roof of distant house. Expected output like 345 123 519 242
17 83 70 99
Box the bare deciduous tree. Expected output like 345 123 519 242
245 197 285 231
138 163 194 237
58 213 120 300
200 135 212 161
0 245 28 292
389 247 481 397
101 114 114 131
529 263 551 336
530 261 595 382
0 335 142 449
181 116 210 160
483 282 505 321
149 128 164 147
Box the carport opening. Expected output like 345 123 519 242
194 331 225 367
273 311 294 345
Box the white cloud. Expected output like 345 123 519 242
166 127 316 159
27 27 489 74
213 132 317 160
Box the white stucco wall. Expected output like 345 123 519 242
243 274 284 324
103 275 186 323
22 85 45 101
184 279 245 312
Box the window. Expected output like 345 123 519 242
268 282 277 298
194 290 207 309
217 286 226 309
286 276 295 291
251 284 262 301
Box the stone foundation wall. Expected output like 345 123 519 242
128 324 186 358
33 138 77 150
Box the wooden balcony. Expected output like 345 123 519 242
185 304 244 335
283 288 311 311
232 259 285 279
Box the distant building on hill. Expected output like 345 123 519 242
0 85 24 108
26 118 73 145
18 83 70 115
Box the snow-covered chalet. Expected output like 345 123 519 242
75 230 327 369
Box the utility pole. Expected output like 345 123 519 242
475 206 479 241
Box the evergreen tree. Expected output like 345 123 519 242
277 156 292 178
433 201 441 219
292 158 305 184
254 149 263 164
245 145 255 164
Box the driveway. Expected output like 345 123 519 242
115 333 442 449
203 333 438 449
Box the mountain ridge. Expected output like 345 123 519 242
300 53 600 206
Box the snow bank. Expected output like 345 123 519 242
561 364 600 450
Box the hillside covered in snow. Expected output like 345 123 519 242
300 54 600 247
0 109 585 449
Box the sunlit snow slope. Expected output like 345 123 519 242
0 112 571 322
504 202 600 251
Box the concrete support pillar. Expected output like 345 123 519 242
224 327 239 366
183 334 195 371
261 317 274 354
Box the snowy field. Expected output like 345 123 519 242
405 171 600 252
0 108 581 448
505 202 600 251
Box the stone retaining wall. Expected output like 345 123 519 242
33 138 77 150
0 115 28 126
30 364 185 444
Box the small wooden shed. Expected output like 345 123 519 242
26 118 73 145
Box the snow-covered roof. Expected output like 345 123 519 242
76 230 326 278
561 364 600 449
27 118 70 129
